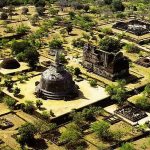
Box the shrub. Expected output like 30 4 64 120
36 99 43 109
4 96 16 109
13 87 21 97
18 122 37 145
16 24 30 34
136 96 150 110
120 142 135 150
22 100 35 114
124 43 139 53
0 12 8 20
89 79 97 87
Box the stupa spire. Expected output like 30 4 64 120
55 50 60 65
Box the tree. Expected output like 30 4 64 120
106 80 127 105
49 38 63 49
120 142 135 150
4 97 16 109
89 79 97 87
13 87 21 97
59 123 82 145
104 0 112 5
66 23 73 35
11 40 29 55
4 80 13 91
24 48 40 68
74 67 81 77
36 99 43 109
112 0 125 12
41 110 50 119
0 12 8 20
91 120 110 140
22 100 35 114
99 36 121 52
69 11 76 20
18 123 37 145
0 0 7 8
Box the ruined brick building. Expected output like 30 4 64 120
82 44 129 81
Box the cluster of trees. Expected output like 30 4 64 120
69 106 104 128
11 40 39 68
106 80 127 105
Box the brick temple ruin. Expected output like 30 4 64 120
82 44 129 81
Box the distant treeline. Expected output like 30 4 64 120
0 0 55 7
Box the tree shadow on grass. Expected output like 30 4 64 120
16 94 24 99
27 138 48 150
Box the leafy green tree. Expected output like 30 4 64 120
89 79 97 87
36 99 43 109
24 48 40 68
4 80 13 91
99 36 120 52
58 53 67 63
18 123 37 144
59 123 82 145
69 11 76 20
4 96 16 109
0 12 8 20
49 38 63 49
91 120 110 139
120 142 135 150
112 130 123 142
41 110 50 119
22 100 35 114
66 23 73 35
104 0 112 5
105 80 127 105
112 0 125 12
11 40 29 55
